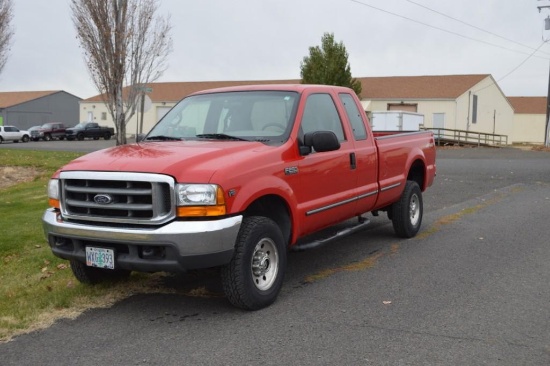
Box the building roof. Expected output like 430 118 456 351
82 74 491 103
507 96 547 114
83 80 299 103
0 90 64 108
357 74 490 99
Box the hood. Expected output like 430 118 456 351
60 140 273 182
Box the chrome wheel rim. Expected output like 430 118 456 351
409 193 420 226
251 238 279 291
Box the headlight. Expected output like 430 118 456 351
175 184 226 217
176 184 219 205
48 179 60 200
47 179 60 209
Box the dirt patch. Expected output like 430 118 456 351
0 166 42 190
530 145 550 152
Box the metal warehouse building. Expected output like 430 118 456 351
0 90 81 130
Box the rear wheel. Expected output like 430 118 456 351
70 260 131 284
104 133 111 140
391 180 423 238
221 216 287 310
44 134 52 141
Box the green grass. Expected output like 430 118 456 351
0 149 169 342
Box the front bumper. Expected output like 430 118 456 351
43 209 242 272
30 132 43 140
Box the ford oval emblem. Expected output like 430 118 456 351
94 194 114 205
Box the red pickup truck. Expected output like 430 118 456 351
43 84 436 310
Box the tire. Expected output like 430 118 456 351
77 133 84 141
0 137 3 144
391 180 423 238
44 134 52 141
221 216 287 310
104 133 111 140
70 259 131 284
22 135 29 143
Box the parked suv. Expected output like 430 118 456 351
0 126 30 143
31 122 67 141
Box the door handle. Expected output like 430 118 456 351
350 152 357 170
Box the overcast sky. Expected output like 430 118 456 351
2 0 550 99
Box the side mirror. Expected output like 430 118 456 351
302 131 340 154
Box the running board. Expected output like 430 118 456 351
290 217 371 252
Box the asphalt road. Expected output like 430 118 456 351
1 145 550 365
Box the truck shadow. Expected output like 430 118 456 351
130 215 400 312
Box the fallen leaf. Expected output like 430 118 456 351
383 301 392 305
66 280 74 288
41 267 48 273
56 263 68 270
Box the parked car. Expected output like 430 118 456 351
28 126 42 141
65 122 114 141
31 122 68 141
0 126 30 143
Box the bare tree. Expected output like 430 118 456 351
71 0 172 145
0 0 14 75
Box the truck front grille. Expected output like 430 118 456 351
59 171 175 225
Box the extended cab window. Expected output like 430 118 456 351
300 93 345 141
339 93 367 140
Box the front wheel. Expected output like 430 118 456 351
221 216 287 310
76 133 84 141
391 180 423 238
70 260 131 284
21 135 29 142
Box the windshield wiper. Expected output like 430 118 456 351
144 135 183 141
195 133 249 141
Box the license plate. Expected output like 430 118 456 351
85 247 115 269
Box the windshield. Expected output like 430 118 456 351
146 91 299 144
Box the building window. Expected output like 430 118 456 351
387 103 418 112
101 112 107 120
472 95 478 124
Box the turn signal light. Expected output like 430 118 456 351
176 205 226 217
49 198 60 209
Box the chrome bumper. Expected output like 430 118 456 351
42 209 242 272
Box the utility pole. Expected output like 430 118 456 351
538 1 550 146
546 62 550 147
